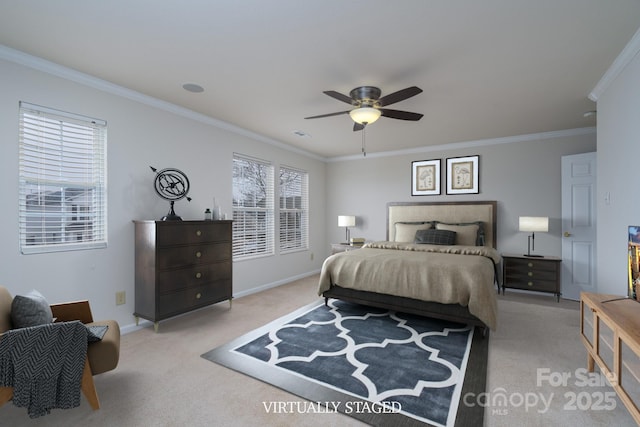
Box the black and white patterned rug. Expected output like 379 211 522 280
202 300 488 427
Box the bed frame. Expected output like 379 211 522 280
322 200 498 333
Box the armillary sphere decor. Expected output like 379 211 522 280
150 166 192 220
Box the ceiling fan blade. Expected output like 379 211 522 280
378 86 423 107
323 90 354 105
379 108 424 121
304 110 350 119
353 122 365 132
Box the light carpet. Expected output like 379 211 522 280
0 275 637 426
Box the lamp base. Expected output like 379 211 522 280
524 234 542 257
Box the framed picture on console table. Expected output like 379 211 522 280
446 155 479 194
411 159 441 196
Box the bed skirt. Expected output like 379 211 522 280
322 285 489 335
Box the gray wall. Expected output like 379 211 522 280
0 55 327 330
595 37 640 296
325 132 596 258
2 31 635 334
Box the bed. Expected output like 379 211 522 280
318 201 501 333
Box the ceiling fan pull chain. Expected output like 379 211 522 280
361 127 367 157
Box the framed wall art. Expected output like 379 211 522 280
411 159 441 196
446 155 479 194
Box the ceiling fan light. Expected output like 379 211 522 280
349 107 381 125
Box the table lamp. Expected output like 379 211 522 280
519 216 548 257
338 215 356 244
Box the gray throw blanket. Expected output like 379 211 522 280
0 320 88 418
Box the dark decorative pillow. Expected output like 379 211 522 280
415 229 457 245
10 289 53 329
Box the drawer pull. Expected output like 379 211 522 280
196 292 202 299
196 230 202 236
527 262 533 268
528 272 533 277
196 251 202 258
195 272 202 279
528 281 533 287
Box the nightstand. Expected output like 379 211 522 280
502 253 562 301
331 243 363 254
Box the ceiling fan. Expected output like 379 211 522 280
305 86 424 131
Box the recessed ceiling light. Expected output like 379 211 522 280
183 83 204 93
293 130 312 138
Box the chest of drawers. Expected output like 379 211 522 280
502 253 561 301
134 220 232 331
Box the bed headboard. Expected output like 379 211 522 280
387 201 497 248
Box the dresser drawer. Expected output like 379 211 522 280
505 257 559 273
503 277 558 292
157 242 231 268
504 268 558 282
157 283 231 317
156 222 230 246
157 261 232 293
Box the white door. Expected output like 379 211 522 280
561 152 597 300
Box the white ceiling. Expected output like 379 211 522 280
1 1 639 158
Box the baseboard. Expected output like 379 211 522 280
232 269 320 299
119 269 321 334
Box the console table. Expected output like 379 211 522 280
580 292 640 424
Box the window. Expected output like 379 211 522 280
18 102 107 254
232 154 274 259
279 166 308 252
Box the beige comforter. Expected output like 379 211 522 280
318 241 501 330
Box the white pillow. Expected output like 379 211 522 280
435 223 479 246
394 222 432 242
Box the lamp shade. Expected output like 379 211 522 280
519 216 549 232
349 107 381 125
338 215 356 227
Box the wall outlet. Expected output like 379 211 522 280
116 291 126 306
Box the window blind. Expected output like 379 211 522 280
279 165 308 252
232 154 274 259
18 102 107 254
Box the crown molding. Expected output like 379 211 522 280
0 44 598 164
589 26 640 102
327 127 596 162
0 44 326 162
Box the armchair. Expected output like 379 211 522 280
0 286 120 413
